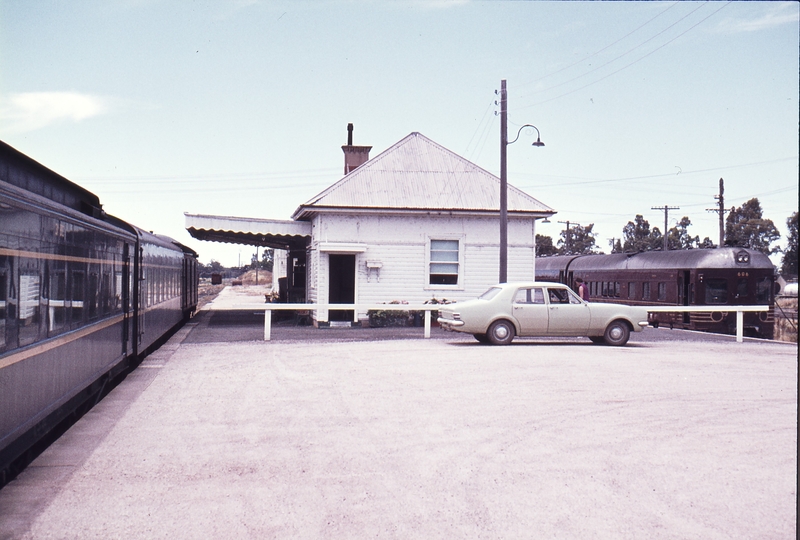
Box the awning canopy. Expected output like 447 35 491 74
185 213 311 251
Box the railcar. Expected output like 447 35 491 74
535 248 775 338
0 140 197 487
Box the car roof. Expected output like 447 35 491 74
497 282 567 288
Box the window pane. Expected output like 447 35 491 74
705 279 728 304
430 263 458 274
430 250 459 262
755 277 771 304
430 240 458 251
736 278 748 298
658 282 666 301
628 282 636 299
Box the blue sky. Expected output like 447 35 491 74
1 0 797 267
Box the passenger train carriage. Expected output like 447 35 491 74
0 140 198 487
535 249 775 339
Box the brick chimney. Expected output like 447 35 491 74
341 123 371 174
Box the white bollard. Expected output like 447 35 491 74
736 310 743 343
264 309 271 341
424 309 431 339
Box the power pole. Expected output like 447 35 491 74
499 79 508 283
558 220 579 254
706 178 728 247
651 205 680 251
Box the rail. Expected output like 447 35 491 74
218 302 770 344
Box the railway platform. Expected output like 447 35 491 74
0 287 796 539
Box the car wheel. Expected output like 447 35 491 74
487 320 515 345
589 336 606 345
603 320 631 346
474 333 490 344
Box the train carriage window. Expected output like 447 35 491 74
642 282 651 300
614 282 621 298
736 278 748 299
18 272 42 347
755 277 772 304
88 272 99 320
658 282 667 301
71 270 85 324
705 278 728 304
0 268 7 349
627 282 636 300
49 265 68 333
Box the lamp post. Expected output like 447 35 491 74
499 79 545 283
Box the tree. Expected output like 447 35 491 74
781 211 798 276
557 223 598 255
724 198 780 255
666 216 699 250
697 237 716 249
622 215 662 252
609 238 623 253
251 248 275 271
535 234 558 256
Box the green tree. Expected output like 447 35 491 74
609 238 623 253
698 237 716 249
724 198 780 255
535 234 558 256
666 216 699 250
622 215 662 252
781 211 798 276
558 223 598 255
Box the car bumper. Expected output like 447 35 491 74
438 318 465 331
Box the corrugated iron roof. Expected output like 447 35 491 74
292 132 555 220
185 213 310 250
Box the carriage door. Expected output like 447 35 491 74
680 270 691 324
328 254 355 323
122 243 131 354
136 246 146 350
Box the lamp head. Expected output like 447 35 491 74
532 137 545 147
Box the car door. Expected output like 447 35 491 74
545 287 590 335
512 287 548 336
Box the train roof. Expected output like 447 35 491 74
536 248 775 272
0 139 104 219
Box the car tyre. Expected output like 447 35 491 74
603 320 631 346
474 333 490 344
487 320 515 345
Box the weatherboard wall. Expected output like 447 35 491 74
307 213 537 323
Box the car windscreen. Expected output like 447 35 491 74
478 287 503 301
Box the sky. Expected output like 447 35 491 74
1 0 798 268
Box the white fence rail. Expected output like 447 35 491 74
221 303 770 343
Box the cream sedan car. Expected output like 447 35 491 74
437 282 649 346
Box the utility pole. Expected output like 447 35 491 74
706 178 728 247
499 79 508 283
558 221 579 254
651 205 680 251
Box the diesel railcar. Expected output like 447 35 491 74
0 140 198 487
535 248 775 338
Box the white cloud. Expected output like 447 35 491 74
715 3 799 34
0 91 110 133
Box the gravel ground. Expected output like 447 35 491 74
0 311 795 539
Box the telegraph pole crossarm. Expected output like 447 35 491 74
652 205 680 251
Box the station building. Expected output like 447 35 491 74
186 127 555 326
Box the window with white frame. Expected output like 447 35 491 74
429 239 459 285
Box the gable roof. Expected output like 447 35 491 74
291 132 555 221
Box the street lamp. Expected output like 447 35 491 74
499 79 545 283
